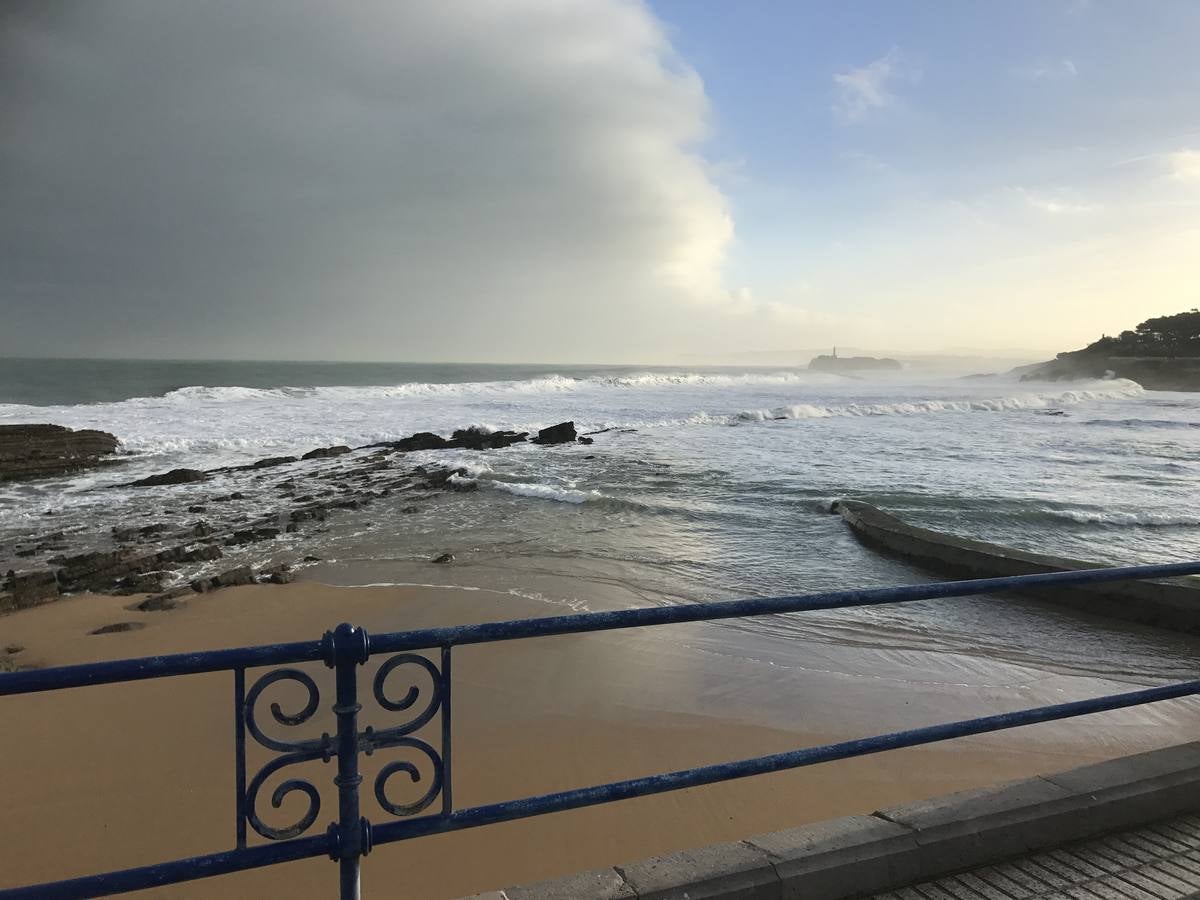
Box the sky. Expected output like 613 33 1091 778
2 0 1198 363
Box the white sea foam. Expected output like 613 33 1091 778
736 380 1144 423
1044 508 1200 527
488 481 602 504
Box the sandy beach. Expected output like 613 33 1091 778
3 576 1197 899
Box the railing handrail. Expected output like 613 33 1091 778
3 560 1199 899
4 559 1199 697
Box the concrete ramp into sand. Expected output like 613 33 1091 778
832 499 1200 633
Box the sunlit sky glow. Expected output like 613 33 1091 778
2 1 1198 362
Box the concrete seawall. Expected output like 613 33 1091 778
833 500 1200 634
465 742 1200 899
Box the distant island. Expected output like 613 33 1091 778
808 348 902 373
1018 308 1200 391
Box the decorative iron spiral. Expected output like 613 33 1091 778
245 750 324 839
371 653 442 736
365 652 447 818
373 738 444 816
244 667 331 840
245 668 328 753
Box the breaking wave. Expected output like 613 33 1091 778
736 380 1144 422
488 480 603 504
1041 508 1200 527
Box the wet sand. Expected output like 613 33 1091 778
1 581 1197 898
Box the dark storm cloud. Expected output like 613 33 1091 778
1 1 733 361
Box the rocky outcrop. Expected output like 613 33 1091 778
128 468 207 487
1016 354 1200 391
1 414 607 618
301 445 351 460
0 424 120 481
1 570 60 612
246 456 299 470
532 421 577 445
834 499 1200 633
450 427 529 450
225 527 280 546
809 354 901 373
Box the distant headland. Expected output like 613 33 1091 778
808 348 902 373
1017 308 1200 391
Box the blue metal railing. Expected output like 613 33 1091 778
2 561 1199 899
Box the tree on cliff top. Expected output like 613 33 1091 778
1076 309 1200 358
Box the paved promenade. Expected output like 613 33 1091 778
874 814 1200 900
467 742 1200 899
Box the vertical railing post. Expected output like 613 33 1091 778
324 623 370 900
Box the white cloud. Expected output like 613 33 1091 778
1015 59 1078 80
1167 149 1200 183
1015 188 1100 215
832 48 916 123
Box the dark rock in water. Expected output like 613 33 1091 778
533 421 577 445
578 436 594 445
0 424 121 482
290 506 329 523
285 523 300 533
431 552 454 564
419 467 477 490
258 564 294 585
225 527 280 546
302 445 351 460
113 571 169 595
135 585 193 611
188 504 207 513
113 523 168 542
185 521 215 538
15 548 37 558
450 427 529 450
401 506 420 514
3 570 60 610
303 555 321 563
583 455 595 460
128 468 208 488
387 432 451 452
167 544 223 564
209 566 255 589
90 622 145 635
248 456 299 470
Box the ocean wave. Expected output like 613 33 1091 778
13 370 833 408
1082 418 1200 429
488 480 602 504
595 371 830 389
1040 507 1200 527
736 380 1144 422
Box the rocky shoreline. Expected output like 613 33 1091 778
1 420 589 622
0 424 121 481
1017 354 1200 391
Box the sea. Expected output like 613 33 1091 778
3 357 1199 692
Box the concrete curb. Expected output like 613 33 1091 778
461 741 1200 900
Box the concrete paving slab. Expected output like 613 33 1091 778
616 839 780 900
